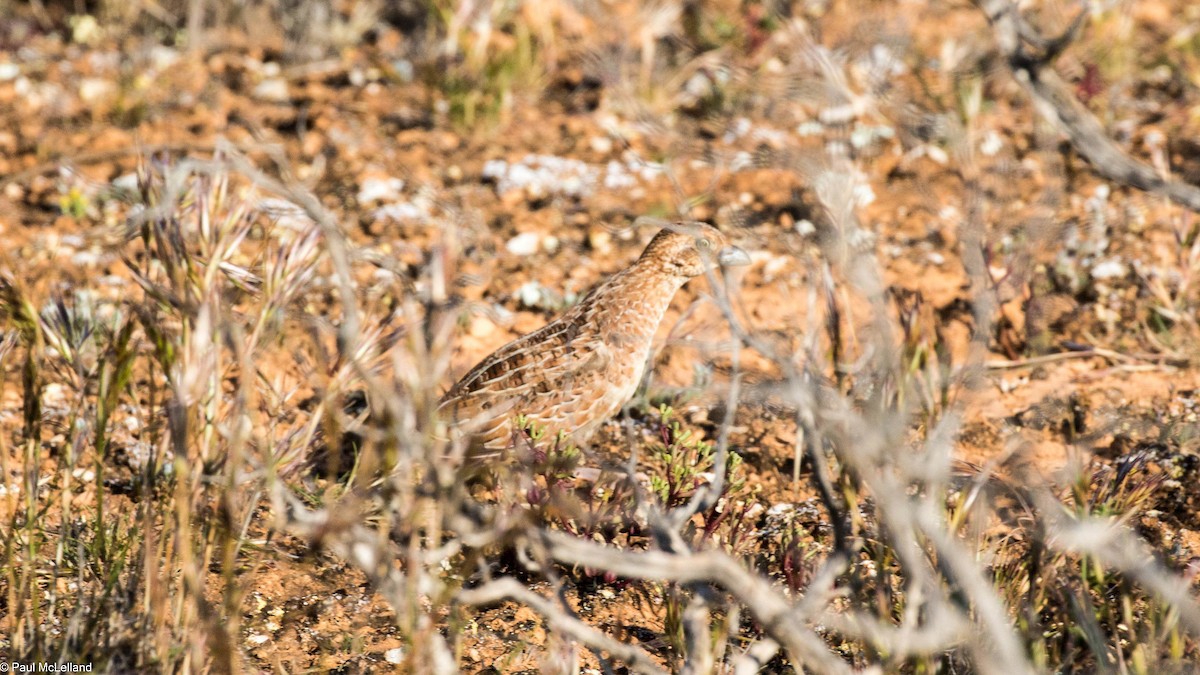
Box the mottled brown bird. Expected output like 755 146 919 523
440 221 751 459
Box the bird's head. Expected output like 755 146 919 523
638 221 751 278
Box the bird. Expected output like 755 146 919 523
439 220 751 460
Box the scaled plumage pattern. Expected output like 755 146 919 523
439 221 750 459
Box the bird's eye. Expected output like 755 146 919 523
697 238 712 250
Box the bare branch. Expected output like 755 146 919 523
975 0 1200 213
532 529 853 674
732 638 780 675
457 578 669 675
679 590 714 675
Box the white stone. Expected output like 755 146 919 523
517 281 544 308
980 130 1003 157
506 232 541 256
1091 258 1127 280
79 78 116 103
357 177 403 203
253 78 289 103
112 173 139 193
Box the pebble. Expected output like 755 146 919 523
767 503 794 517
762 255 789 281
357 176 403 203
1091 258 1127 280
980 130 1003 156
149 45 180 71
506 232 541 256
517 281 545 308
253 78 289 103
111 173 139 194
588 228 612 255
44 382 68 407
373 202 427 223
79 77 116 104
589 135 613 154
467 316 495 338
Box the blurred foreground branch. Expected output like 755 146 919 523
975 0 1200 213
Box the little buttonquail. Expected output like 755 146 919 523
439 221 751 459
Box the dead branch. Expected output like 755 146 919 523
531 529 855 674
975 0 1200 213
457 578 669 675
732 638 780 674
679 589 715 675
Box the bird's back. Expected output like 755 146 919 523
439 265 675 457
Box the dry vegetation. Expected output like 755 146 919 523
2 0 1200 672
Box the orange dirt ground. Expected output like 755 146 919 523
2 0 1200 670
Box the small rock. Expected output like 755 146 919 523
149 46 180 71
1091 258 1127 280
588 228 612 255
72 250 105 266
392 59 414 82
506 232 541 256
762 255 789 281
385 648 404 664
111 173 139 194
44 382 67 407
980 130 1003 156
357 176 403 203
79 78 116 104
70 14 102 45
467 316 495 338
590 135 613 155
767 503 795 517
517 281 545 308
253 78 289 103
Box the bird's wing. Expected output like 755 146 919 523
438 315 613 447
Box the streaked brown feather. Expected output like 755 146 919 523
439 222 748 460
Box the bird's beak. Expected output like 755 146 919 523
717 245 751 268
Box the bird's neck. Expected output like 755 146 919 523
590 262 689 346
